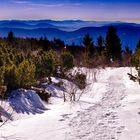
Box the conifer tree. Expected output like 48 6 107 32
60 51 74 71
105 26 122 61
97 36 105 54
7 31 15 45
83 34 94 62
135 39 140 51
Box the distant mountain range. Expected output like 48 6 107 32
0 20 140 50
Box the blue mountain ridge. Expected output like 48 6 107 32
0 20 139 50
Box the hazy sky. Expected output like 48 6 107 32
0 0 140 23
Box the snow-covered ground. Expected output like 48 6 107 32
0 67 140 140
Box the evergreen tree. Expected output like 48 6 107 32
135 39 140 51
16 60 36 88
125 46 132 55
132 46 140 83
105 26 122 61
36 50 59 79
96 36 105 54
132 40 140 68
97 36 104 48
3 60 36 90
60 51 74 71
4 64 18 90
82 34 94 61
122 46 132 66
39 37 51 51
7 31 15 45
52 38 65 51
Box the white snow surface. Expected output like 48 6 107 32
0 67 140 140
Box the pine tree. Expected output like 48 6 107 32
16 60 36 88
7 31 15 45
132 39 140 68
97 36 104 54
122 46 132 66
135 39 140 51
60 51 74 71
39 37 51 51
105 26 122 61
82 34 94 62
36 50 59 79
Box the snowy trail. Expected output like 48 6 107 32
66 72 126 140
1 68 140 140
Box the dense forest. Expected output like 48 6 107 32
0 25 140 99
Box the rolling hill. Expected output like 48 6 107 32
0 20 139 49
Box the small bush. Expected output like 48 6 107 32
74 73 86 89
3 60 36 90
36 90 51 103
36 50 59 78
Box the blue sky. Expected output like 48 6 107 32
0 0 140 23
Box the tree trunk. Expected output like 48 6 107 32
63 92 66 102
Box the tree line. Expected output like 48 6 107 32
0 25 140 97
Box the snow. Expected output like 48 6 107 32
8 89 46 114
0 67 140 140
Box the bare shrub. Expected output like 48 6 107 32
0 100 13 128
62 67 100 102
63 81 83 102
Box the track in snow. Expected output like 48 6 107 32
66 74 126 140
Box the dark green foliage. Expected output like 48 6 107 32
52 38 65 51
0 67 7 98
132 49 140 68
61 51 74 71
0 43 61 93
83 34 94 59
3 61 36 90
35 50 59 79
0 46 24 66
3 64 18 90
39 37 51 51
0 28 135 95
16 60 36 89
125 46 132 54
132 40 140 84
132 40 140 67
96 36 105 54
7 31 17 48
7 31 15 44
135 39 140 52
105 26 122 61
0 45 36 91
122 46 132 66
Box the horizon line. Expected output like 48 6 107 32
0 19 139 24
